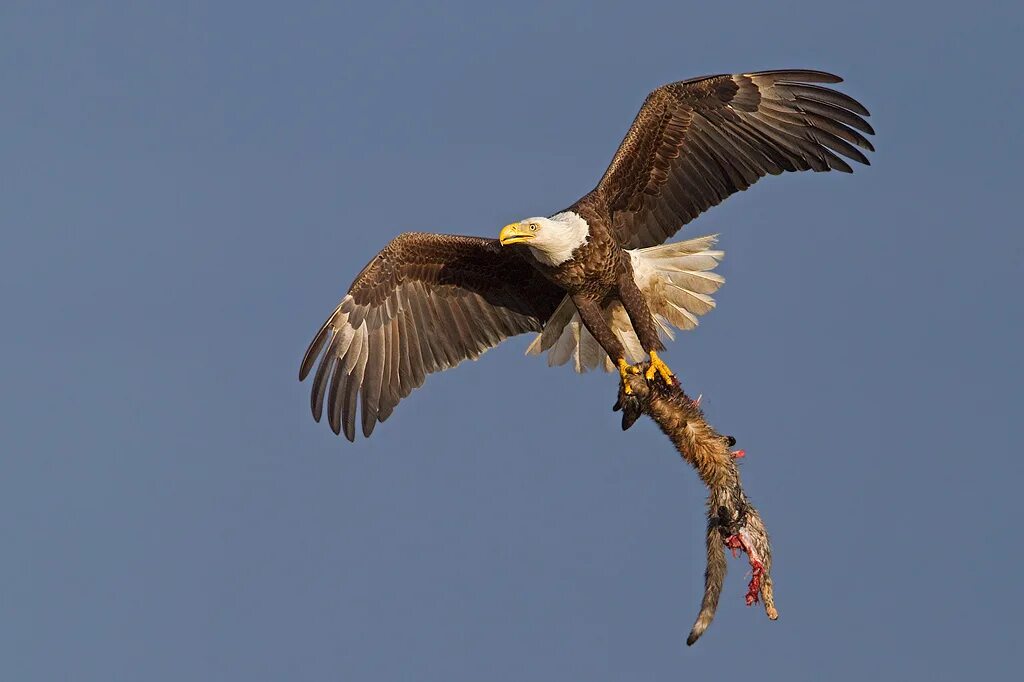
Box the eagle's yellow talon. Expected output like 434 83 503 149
645 351 675 385
617 358 635 394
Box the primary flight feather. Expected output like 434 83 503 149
300 69 874 440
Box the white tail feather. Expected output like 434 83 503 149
527 234 724 372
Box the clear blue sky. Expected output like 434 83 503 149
2 1 1021 680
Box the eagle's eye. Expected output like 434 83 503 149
529 223 538 231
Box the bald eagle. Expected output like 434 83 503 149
300 70 873 440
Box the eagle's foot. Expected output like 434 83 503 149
617 358 640 394
644 351 675 385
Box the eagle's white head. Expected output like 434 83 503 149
498 211 590 266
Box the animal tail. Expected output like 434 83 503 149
687 514 729 646
526 235 724 371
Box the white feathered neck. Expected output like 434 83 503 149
527 211 591 266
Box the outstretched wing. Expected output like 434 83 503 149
593 70 874 249
300 232 563 441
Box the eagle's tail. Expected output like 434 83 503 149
526 235 724 372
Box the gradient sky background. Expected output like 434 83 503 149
3 1 1022 680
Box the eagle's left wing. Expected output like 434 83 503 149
592 70 874 250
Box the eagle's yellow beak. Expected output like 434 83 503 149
499 222 535 246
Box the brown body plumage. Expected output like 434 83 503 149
520 195 664 364
300 70 873 439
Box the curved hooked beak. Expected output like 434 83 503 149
499 222 535 246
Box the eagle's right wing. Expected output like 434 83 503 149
300 233 563 440
593 70 874 250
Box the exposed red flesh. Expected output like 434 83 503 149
723 531 764 606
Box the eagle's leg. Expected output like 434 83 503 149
617 270 677 385
573 295 636 393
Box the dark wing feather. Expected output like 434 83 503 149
300 232 562 441
592 70 874 249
